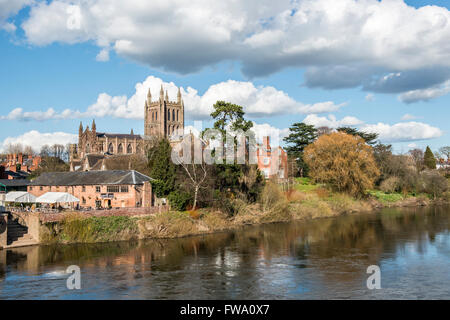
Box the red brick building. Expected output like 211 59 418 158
256 136 288 180
0 153 41 179
28 170 154 208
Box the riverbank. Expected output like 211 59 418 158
37 182 449 245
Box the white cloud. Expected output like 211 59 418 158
365 93 374 102
0 76 343 121
0 107 83 121
95 48 110 62
0 0 32 32
0 130 77 153
407 143 418 149
14 0 450 100
398 80 450 103
401 113 419 121
303 114 364 128
302 114 443 142
361 121 443 142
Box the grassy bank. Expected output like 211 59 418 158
39 179 449 244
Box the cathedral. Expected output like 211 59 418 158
70 86 185 171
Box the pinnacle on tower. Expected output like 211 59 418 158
165 90 169 101
79 122 83 135
177 87 181 103
131 128 134 135
160 84 164 100
147 88 152 102
92 119 96 132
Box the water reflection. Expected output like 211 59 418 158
0 205 449 299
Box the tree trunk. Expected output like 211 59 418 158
193 185 199 211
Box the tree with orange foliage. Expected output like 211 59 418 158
304 132 380 197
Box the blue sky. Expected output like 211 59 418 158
0 0 449 154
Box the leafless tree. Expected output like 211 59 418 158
408 148 424 172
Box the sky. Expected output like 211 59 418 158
0 0 449 154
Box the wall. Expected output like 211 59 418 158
28 184 153 209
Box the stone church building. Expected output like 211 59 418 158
70 85 185 171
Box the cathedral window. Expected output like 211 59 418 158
86 144 90 154
152 112 154 122
108 143 114 154
168 110 170 121
172 109 175 122
118 144 123 154
127 144 132 154
155 111 157 121
177 110 179 121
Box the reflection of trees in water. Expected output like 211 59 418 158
2 205 449 295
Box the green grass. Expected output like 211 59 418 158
368 190 404 203
294 177 320 192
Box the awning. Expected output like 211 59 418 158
5 191 37 203
36 192 80 204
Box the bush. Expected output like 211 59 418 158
168 190 192 211
380 176 401 193
260 181 286 212
418 170 448 199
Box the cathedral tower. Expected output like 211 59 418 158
144 86 184 139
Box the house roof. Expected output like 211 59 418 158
29 170 153 186
0 179 31 187
96 132 143 140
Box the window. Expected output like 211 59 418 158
172 109 175 122
107 186 120 193
118 144 123 154
120 186 129 193
155 111 157 121
96 186 101 193
82 186 86 192
167 110 170 121
127 144 132 154
39 186 43 191
29 186 33 191
82 197 86 205
108 143 114 154
177 110 179 121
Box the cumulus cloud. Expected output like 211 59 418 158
0 130 77 153
10 0 450 101
361 121 443 142
302 114 443 142
0 76 343 121
398 80 450 103
303 114 364 128
0 0 32 31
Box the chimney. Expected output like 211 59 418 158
18 153 23 165
263 136 271 150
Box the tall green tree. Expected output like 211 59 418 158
147 139 176 197
424 146 437 169
283 123 318 177
336 127 378 145
211 101 253 133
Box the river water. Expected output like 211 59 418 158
0 205 449 299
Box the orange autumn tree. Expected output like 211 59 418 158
304 132 380 197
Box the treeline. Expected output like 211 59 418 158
147 101 264 213
283 122 449 199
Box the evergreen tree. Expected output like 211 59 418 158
147 139 176 197
424 146 437 169
283 122 318 177
336 127 378 145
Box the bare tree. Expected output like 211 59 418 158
439 146 450 161
408 148 424 172
5 143 24 154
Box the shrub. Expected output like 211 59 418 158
260 181 286 211
380 176 401 193
168 190 192 211
419 170 448 199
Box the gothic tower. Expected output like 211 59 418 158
144 85 184 139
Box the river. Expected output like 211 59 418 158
0 205 449 299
